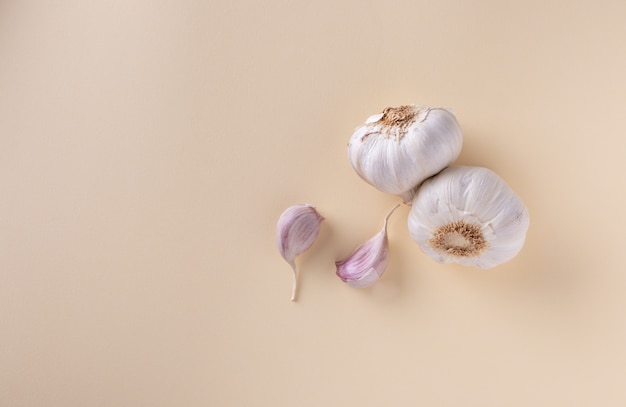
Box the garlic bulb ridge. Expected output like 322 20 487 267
408 166 529 269
348 105 463 202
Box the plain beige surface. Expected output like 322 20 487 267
2 0 626 405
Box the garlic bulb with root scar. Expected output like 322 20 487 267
408 166 529 268
348 105 463 202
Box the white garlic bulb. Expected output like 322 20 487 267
348 105 463 202
408 166 529 269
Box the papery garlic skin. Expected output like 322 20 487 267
348 105 463 202
336 205 399 288
408 166 529 269
276 204 324 301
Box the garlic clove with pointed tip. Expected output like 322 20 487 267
336 204 400 288
348 105 463 202
408 166 529 269
276 204 324 301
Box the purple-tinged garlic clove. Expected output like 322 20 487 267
276 204 324 301
336 204 400 288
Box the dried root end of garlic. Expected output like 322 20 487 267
429 220 488 258
348 104 463 201
375 105 430 140
408 166 529 269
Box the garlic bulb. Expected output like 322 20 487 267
335 204 399 288
348 105 463 202
276 204 324 301
408 166 529 268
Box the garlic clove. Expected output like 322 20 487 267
276 204 324 301
408 166 529 269
336 204 400 288
348 105 463 202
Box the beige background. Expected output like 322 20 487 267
2 0 626 406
